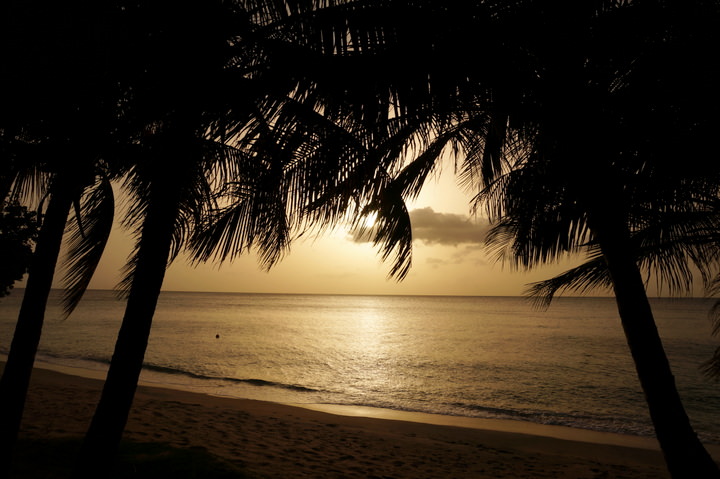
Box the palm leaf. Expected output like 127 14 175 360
354 184 413 280
525 250 611 308
61 174 115 316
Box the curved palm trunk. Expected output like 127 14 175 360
0 176 74 463
75 185 177 478
594 213 719 478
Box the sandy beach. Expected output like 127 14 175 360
6 362 702 478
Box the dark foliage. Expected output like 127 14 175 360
0 203 39 298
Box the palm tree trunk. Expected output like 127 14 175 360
0 177 74 464
75 189 176 478
595 213 719 478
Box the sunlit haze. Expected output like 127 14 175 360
46 157 585 297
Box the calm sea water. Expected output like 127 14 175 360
1 290 719 442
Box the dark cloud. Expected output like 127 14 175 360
410 207 490 245
350 207 490 246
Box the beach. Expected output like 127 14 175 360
12 363 685 478
4 293 720 443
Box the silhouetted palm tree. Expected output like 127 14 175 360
34 1 718 477
77 124 220 476
75 1 411 473
467 3 720 477
0 1 123 462
483 160 720 479
310 1 720 476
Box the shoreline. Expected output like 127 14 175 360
10 360 705 477
29 358 720 453
33 357 664 450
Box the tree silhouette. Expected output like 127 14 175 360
309 1 720 476
0 0 122 462
468 2 720 477
3 1 718 478
0 203 39 298
74 1 409 473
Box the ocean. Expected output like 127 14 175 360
1 290 719 443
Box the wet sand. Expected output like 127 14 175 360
13 363 697 478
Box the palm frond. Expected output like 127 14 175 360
3 141 52 210
387 124 459 202
189 173 292 270
354 185 413 280
525 204 720 312
525 250 611 309
479 112 510 189
61 174 115 316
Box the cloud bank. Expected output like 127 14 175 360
409 207 490 246
351 207 490 246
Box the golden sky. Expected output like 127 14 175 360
68 163 585 297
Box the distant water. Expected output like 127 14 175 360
1 290 719 442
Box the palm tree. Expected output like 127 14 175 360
0 1 123 462
459 3 720 476
304 1 720 476
0 161 118 463
73 1 403 473
68 1 720 477
74 0 461 471
77 123 219 476
479 150 720 478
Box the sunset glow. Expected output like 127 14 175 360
64 167 582 297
